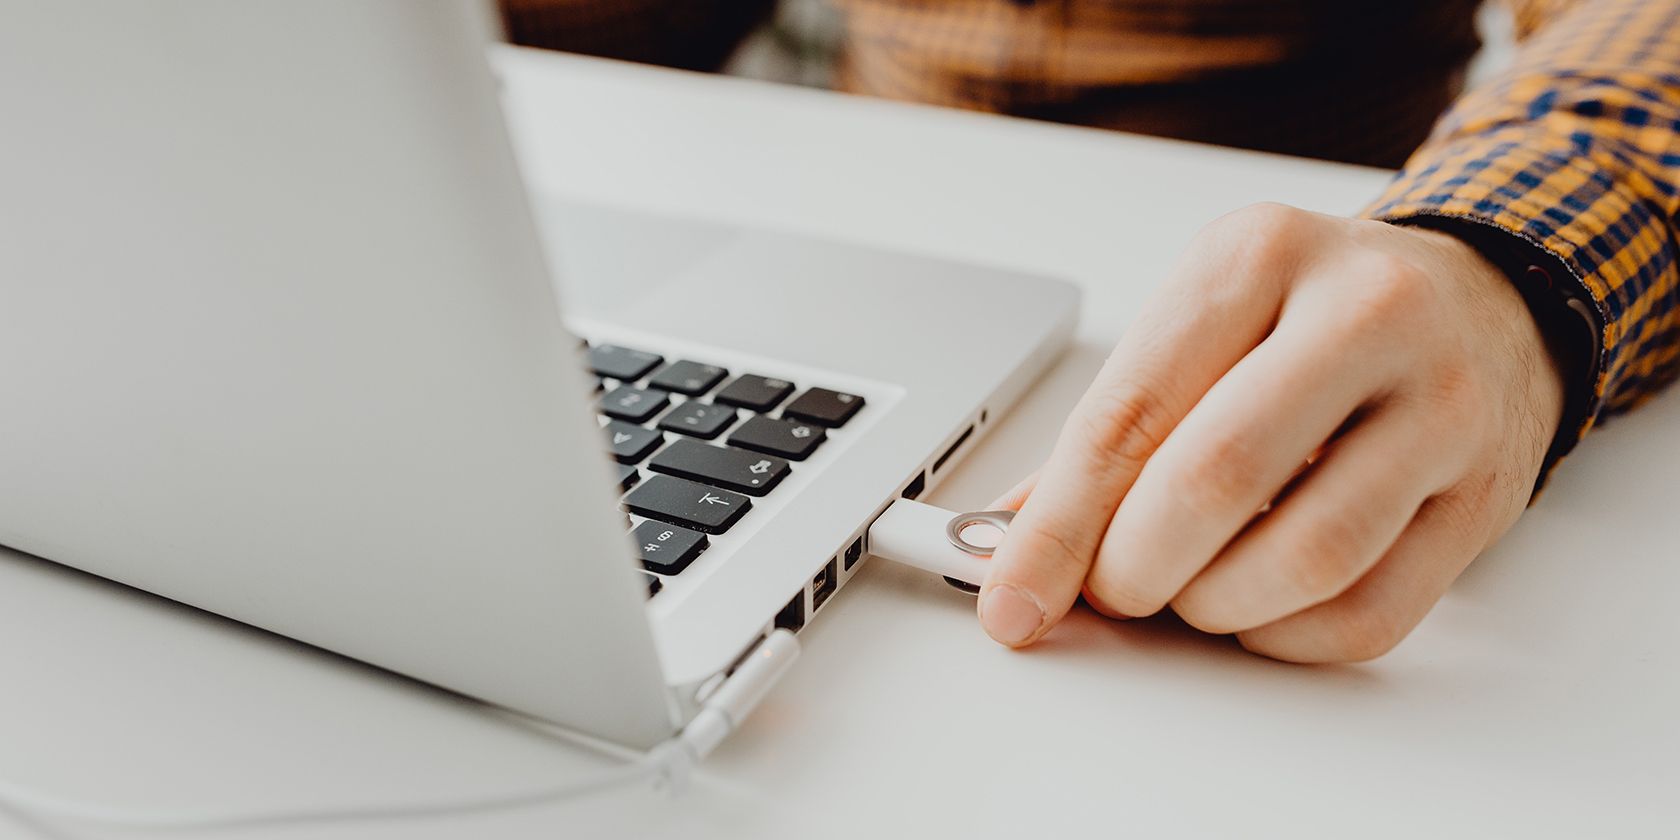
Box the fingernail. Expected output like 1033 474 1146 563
979 584 1046 646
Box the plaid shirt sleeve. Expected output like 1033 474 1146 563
1365 0 1680 463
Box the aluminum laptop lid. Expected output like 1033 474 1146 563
0 0 677 747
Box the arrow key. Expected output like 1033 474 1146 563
603 421 663 464
649 438 790 496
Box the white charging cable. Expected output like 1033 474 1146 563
0 497 982 834
0 752 666 832
0 630 799 832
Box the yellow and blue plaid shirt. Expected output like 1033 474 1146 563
1368 0 1680 463
502 0 1680 463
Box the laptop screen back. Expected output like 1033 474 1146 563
0 0 675 747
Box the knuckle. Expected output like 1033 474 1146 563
1336 254 1434 335
1319 606 1408 662
1429 360 1484 417
1220 202 1310 237
1070 379 1178 476
1435 480 1496 544
1235 605 1408 663
1170 432 1266 520
1279 515 1370 599
1198 203 1311 267
1030 518 1094 576
1417 359 1489 442
1081 585 1136 620
1084 566 1167 619
1171 588 1233 635
1365 250 1426 287
1234 628 1295 661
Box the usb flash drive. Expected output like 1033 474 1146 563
867 498 1014 588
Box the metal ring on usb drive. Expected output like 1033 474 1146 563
944 510 1015 556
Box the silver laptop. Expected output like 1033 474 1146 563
0 0 1077 749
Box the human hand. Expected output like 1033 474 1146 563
980 204 1566 662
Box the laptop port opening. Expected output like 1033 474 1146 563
811 558 838 612
901 471 926 500
843 536 864 571
774 591 806 633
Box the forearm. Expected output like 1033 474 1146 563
1365 0 1680 461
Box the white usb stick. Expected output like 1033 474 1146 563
867 499 1014 588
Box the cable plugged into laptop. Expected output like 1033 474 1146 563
0 631 800 830
0 509 985 832
657 628 801 792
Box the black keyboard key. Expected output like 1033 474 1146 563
622 475 752 534
588 344 662 381
631 520 708 574
657 402 737 440
727 415 826 461
604 421 663 464
649 439 790 496
643 573 662 596
648 360 727 396
714 374 795 412
783 388 865 428
616 464 641 491
600 385 669 423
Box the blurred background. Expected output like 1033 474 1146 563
498 0 1517 169
730 2 1513 97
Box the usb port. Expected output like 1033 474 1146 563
902 471 926 500
774 592 805 633
843 536 864 571
811 558 838 612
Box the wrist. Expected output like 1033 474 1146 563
1401 224 1567 468
1381 215 1601 492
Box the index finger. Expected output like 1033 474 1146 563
978 205 1315 647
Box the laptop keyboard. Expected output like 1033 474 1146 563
584 342 866 597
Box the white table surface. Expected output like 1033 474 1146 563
2 47 1675 839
